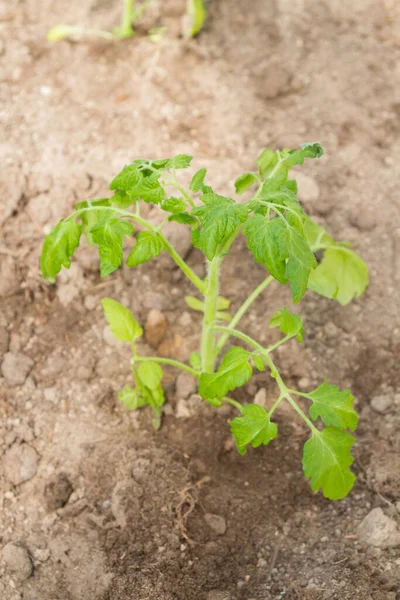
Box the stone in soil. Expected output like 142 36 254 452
4 443 39 485
44 473 74 511
162 220 192 260
175 372 197 399
357 507 400 548
204 513 227 535
145 308 167 347
2 542 33 581
1 352 34 386
370 394 392 413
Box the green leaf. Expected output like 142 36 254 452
141 382 165 411
192 196 248 260
161 197 187 214
190 168 207 192
110 164 142 192
307 381 358 431
187 0 207 37
304 217 334 250
161 154 193 170
257 149 278 178
253 355 265 371
91 217 133 277
189 352 202 371
184 296 204 312
243 215 288 284
216 311 232 322
283 142 324 167
230 404 278 455
235 172 258 195
126 231 164 267
138 361 163 389
199 347 253 401
269 307 304 341
118 385 147 410
111 190 136 209
217 296 231 310
168 212 198 226
75 199 114 246
302 428 356 500
101 298 143 341
127 172 166 204
41 219 82 281
283 228 317 303
308 247 368 305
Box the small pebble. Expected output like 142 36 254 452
204 513 227 535
2 543 33 581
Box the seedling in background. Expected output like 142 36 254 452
47 0 206 42
41 144 368 500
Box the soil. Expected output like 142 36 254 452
1 0 400 599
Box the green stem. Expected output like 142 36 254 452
215 275 273 355
122 0 135 31
213 326 318 434
133 0 154 20
134 356 199 378
69 206 205 294
172 181 195 209
267 393 284 418
201 256 222 372
221 396 242 411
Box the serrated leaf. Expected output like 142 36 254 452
185 296 204 312
189 352 202 371
283 228 317 303
190 168 207 192
41 219 82 281
308 247 368 306
307 381 358 431
111 190 136 209
91 217 133 277
235 172 258 195
164 154 193 169
269 306 304 341
192 196 248 260
138 361 163 389
243 215 288 284
199 347 252 401
126 231 164 267
75 199 114 246
257 149 278 178
168 212 198 226
118 385 147 410
102 298 143 341
302 428 356 500
230 404 278 455
161 197 187 214
253 355 265 371
142 383 165 411
110 164 142 192
284 142 324 167
127 172 166 204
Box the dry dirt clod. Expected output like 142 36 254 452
44 473 74 511
162 221 192 261
2 542 33 581
1 352 34 386
4 443 39 485
294 172 320 204
358 508 400 548
206 592 231 600
0 325 9 354
204 513 227 536
370 394 392 413
145 308 167 347
175 372 197 399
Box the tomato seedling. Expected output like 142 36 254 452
48 0 206 42
41 144 368 500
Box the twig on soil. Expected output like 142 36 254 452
175 476 210 545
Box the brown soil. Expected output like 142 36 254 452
1 1 400 599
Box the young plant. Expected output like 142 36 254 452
48 0 156 42
40 145 368 500
186 0 207 37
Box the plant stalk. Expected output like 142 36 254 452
122 0 135 33
201 256 221 373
